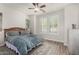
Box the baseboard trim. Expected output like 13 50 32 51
44 38 64 43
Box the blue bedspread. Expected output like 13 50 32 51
6 35 42 54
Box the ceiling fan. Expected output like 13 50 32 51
28 3 46 13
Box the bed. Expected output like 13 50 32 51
4 27 42 55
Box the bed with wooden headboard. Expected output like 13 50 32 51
4 27 42 55
4 27 26 54
4 27 26 39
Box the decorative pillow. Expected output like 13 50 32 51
7 31 19 36
20 31 30 35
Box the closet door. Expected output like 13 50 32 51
0 13 4 46
0 13 2 31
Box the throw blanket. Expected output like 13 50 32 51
6 35 42 54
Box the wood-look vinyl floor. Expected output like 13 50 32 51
28 40 69 55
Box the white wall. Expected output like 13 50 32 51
3 6 29 29
64 4 79 46
0 5 29 29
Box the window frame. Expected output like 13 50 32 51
40 14 59 34
37 10 64 35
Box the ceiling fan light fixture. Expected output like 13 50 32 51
28 3 46 13
34 8 40 11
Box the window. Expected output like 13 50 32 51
39 11 63 34
41 17 48 32
48 15 58 33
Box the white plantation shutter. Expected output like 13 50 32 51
39 10 63 34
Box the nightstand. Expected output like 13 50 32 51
0 31 4 46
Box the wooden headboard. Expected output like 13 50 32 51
4 27 26 38
4 27 25 32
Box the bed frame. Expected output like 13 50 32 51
4 27 42 55
4 27 26 54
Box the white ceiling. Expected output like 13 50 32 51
0 3 70 15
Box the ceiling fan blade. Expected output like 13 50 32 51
40 5 46 8
28 8 34 9
40 9 46 13
32 3 36 6
32 3 39 7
